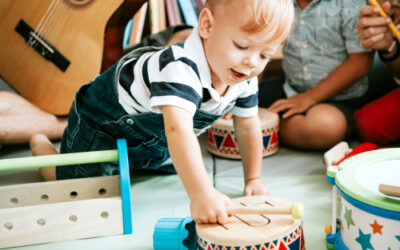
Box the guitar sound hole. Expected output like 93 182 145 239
64 0 95 9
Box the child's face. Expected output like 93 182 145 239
199 2 278 89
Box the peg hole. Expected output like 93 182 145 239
70 191 78 199
10 197 18 204
37 218 46 226
4 222 13 230
41 194 49 201
100 211 109 219
69 215 78 222
98 188 107 195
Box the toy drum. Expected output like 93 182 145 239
207 108 279 159
327 148 400 249
196 196 305 250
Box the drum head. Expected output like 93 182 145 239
207 108 279 159
336 148 400 212
258 108 279 128
211 108 278 129
196 196 302 246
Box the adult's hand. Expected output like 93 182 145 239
356 2 395 51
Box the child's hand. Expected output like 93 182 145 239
190 188 234 224
268 92 316 118
244 177 270 196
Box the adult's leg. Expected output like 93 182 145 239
30 134 58 181
279 104 347 149
0 91 67 145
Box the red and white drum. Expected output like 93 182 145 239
207 108 279 159
196 196 305 250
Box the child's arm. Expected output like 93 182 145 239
269 52 374 118
233 114 269 196
161 105 233 224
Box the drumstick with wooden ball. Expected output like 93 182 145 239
226 202 304 219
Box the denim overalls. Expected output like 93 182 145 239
57 46 223 180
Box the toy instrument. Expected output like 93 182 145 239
326 148 400 249
207 108 279 159
0 139 132 248
196 196 304 250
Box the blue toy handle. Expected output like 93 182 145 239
117 139 133 234
153 217 196 250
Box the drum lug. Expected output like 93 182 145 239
326 166 339 179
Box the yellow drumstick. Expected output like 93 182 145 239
226 202 304 219
369 0 400 41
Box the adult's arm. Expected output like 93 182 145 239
356 2 400 77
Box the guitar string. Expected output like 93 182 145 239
37 0 62 40
42 0 68 39
34 0 57 40
32 0 58 50
53 0 74 38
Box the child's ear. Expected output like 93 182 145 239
198 8 214 39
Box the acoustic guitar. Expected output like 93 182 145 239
0 0 146 115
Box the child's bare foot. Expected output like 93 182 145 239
30 134 58 181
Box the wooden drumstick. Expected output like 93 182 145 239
369 0 400 41
379 184 400 198
226 202 304 219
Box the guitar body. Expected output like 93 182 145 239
0 0 125 115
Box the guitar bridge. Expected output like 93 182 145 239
15 19 70 72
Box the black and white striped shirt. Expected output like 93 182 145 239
117 27 259 117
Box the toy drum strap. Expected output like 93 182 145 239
207 108 279 159
329 148 400 249
196 196 305 250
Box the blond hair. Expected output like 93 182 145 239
205 0 294 45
